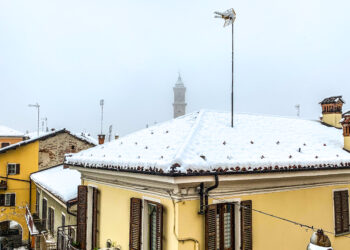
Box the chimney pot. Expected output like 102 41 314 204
98 134 106 145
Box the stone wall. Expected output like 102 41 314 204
39 132 93 170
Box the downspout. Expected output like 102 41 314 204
66 202 77 217
198 174 219 214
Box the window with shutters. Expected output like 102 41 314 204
48 207 55 234
42 198 48 230
7 163 20 175
334 190 350 235
2 194 15 206
206 201 252 250
129 198 163 250
36 190 40 214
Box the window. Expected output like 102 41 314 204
7 163 20 175
0 194 15 206
42 199 48 230
206 200 252 250
1 142 10 148
36 190 40 214
129 198 163 250
61 213 66 227
48 207 55 234
334 190 349 235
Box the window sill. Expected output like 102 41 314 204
335 231 350 237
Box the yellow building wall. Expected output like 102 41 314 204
344 136 350 152
83 180 180 250
0 137 24 146
322 113 342 128
87 179 350 250
0 141 39 241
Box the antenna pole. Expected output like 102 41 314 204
231 22 234 127
100 99 104 135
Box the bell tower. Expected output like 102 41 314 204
173 74 187 118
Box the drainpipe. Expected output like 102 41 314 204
198 174 219 214
66 202 77 217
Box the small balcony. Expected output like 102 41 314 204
0 180 7 190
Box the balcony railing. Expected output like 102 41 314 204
0 180 7 190
57 225 78 250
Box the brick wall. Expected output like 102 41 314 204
38 132 93 170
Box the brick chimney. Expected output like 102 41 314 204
98 134 105 145
320 96 344 128
341 111 350 152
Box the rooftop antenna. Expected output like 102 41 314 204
41 117 47 132
100 99 104 134
108 125 113 142
295 104 300 117
28 103 40 136
214 8 236 127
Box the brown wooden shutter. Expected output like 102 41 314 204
241 200 252 250
77 185 88 250
341 191 349 233
92 187 99 249
156 203 163 250
0 194 4 206
205 204 217 250
334 191 344 234
10 194 15 206
129 198 142 250
15 164 20 174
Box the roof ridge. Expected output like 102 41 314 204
171 110 206 168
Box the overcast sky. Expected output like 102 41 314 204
1 0 349 137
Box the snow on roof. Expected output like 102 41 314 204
65 110 350 175
31 165 81 203
0 125 24 137
320 96 344 104
74 132 98 145
0 129 97 154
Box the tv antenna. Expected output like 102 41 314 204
214 8 236 127
100 99 104 134
108 125 113 142
295 104 300 117
28 103 40 136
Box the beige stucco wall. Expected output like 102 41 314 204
322 113 342 128
39 133 93 170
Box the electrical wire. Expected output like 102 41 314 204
210 196 350 240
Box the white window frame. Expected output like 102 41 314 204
4 193 15 206
213 198 241 250
48 206 55 234
141 197 161 250
7 163 17 175
61 212 66 227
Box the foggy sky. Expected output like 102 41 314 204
1 0 350 138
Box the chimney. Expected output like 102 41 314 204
320 96 344 128
115 134 119 140
98 134 105 145
341 111 350 152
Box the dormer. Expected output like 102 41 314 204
341 111 350 152
320 96 345 128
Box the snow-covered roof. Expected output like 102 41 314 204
65 110 350 175
0 129 96 154
31 165 81 203
320 96 344 104
0 125 24 137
